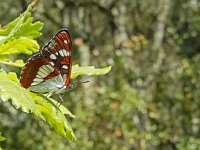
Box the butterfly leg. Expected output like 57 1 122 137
58 94 64 108
46 92 52 98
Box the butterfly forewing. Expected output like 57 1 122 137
20 29 72 93
40 29 72 87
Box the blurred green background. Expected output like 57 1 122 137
0 0 200 149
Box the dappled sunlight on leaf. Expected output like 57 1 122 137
0 4 43 61
0 70 76 141
71 64 111 79
32 94 76 141
0 70 40 116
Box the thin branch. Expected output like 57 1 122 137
32 0 40 9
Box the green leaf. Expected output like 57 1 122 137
0 4 43 56
7 71 21 84
49 98 76 118
0 132 6 141
0 59 24 68
0 55 9 61
0 5 42 41
14 16 43 39
0 70 41 116
0 14 21 38
0 38 39 55
32 94 76 141
71 64 112 79
0 70 76 141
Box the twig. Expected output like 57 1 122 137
32 0 40 9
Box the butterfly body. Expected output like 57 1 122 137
20 29 73 95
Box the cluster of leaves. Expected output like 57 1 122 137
0 4 42 67
0 3 111 142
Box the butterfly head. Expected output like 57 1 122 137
69 83 77 90
68 77 90 90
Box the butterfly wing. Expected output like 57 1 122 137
20 29 72 93
40 29 72 87
20 54 65 93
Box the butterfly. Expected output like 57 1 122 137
20 29 76 96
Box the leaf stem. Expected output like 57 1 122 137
32 0 40 9
0 61 23 68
